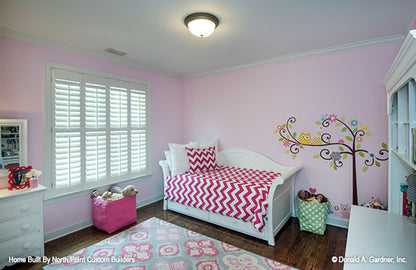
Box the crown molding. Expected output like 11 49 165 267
404 7 416 35
0 26 180 79
0 26 404 80
384 30 416 112
182 34 405 79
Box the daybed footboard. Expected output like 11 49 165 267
159 148 302 246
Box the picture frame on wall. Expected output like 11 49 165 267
8 165 32 190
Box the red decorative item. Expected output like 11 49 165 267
8 166 32 190
309 187 317 194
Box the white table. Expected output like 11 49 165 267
344 205 416 269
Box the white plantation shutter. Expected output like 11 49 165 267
85 131 106 182
110 86 128 129
54 78 81 129
110 131 129 176
46 65 150 197
131 130 147 172
131 89 147 172
131 89 147 128
85 82 106 129
55 133 81 188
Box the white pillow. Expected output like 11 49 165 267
168 141 199 176
164 151 172 170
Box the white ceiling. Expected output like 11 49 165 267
1 0 416 79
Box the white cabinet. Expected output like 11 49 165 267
384 30 416 214
344 206 415 270
0 185 46 269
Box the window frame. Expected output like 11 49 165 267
44 62 151 199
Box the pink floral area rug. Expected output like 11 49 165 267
43 217 296 270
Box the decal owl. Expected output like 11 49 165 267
299 132 312 144
312 137 322 145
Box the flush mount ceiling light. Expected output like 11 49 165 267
184 12 219 38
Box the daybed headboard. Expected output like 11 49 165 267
159 148 302 181
217 148 294 174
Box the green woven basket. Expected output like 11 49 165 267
296 197 331 235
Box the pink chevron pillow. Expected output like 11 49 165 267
185 146 218 174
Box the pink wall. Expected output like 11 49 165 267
0 33 402 234
0 36 184 233
183 43 401 218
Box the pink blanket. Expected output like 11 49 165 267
164 166 282 232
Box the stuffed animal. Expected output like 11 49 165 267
90 189 99 198
97 185 138 202
121 185 138 197
307 196 319 203
108 184 123 194
298 190 328 203
297 190 312 200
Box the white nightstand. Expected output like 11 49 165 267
0 185 46 269
344 205 416 270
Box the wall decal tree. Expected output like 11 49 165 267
275 114 388 205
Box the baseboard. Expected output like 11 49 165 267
136 193 164 209
44 218 93 243
44 193 164 243
326 215 349 229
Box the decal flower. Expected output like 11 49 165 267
274 114 388 205
350 120 358 126
328 114 338 122
282 139 291 147
361 124 369 131
330 152 341 161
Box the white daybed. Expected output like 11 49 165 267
159 148 302 246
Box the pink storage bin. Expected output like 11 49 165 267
92 196 137 233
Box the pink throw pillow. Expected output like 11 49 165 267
185 146 218 174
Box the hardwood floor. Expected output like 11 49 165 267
8 200 347 270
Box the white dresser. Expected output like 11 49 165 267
0 185 46 269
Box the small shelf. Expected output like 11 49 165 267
390 148 416 171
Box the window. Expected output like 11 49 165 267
45 64 150 198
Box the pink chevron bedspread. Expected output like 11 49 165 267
164 166 282 232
